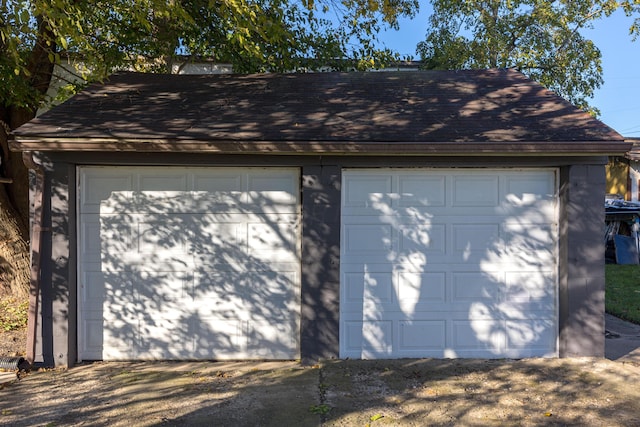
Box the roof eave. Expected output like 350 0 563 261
9 137 632 157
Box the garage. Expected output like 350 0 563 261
78 166 301 360
340 168 558 358
10 70 628 366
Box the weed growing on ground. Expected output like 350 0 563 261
0 297 28 332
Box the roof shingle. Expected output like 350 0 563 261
10 69 628 155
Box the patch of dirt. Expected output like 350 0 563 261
0 314 639 425
0 327 26 358
321 359 640 426
0 359 639 427
0 292 27 359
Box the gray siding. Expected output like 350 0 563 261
34 161 76 366
301 165 342 362
558 164 606 357
32 153 608 366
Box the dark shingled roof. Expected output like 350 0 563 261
10 69 628 155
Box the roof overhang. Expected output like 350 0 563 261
10 137 633 156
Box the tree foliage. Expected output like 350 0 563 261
1 0 418 112
416 0 640 113
0 0 418 298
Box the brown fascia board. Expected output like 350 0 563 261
10 137 633 156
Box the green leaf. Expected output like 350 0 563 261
2 0 419 111
417 0 609 112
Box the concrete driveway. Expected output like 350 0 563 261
605 313 640 362
0 315 638 427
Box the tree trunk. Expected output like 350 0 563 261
0 16 56 299
0 184 30 299
0 117 31 300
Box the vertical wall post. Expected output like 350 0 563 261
300 164 341 363
22 152 44 366
559 162 607 357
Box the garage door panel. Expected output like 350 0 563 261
397 272 446 303
398 175 446 207
137 218 189 255
81 217 132 264
362 271 394 302
134 271 193 303
193 272 298 316
80 170 134 214
399 321 446 350
79 167 300 361
83 319 106 358
190 221 243 253
342 175 392 211
505 174 555 201
81 271 108 310
248 222 298 257
343 224 393 253
483 250 556 271
248 172 298 202
138 171 189 191
343 267 554 312
494 304 556 321
343 271 393 303
247 320 299 359
506 320 557 352
505 271 555 302
344 321 393 355
451 272 502 302
452 319 506 352
82 271 159 319
341 168 558 359
192 319 244 359
343 173 450 213
134 172 190 212
399 224 446 254
101 274 139 314
452 175 500 207
193 171 243 191
133 192 193 213
79 219 103 261
184 215 299 259
342 273 366 302
137 316 195 354
502 223 557 253
481 257 556 274
189 194 244 213
343 270 447 306
193 257 298 272
102 317 139 359
452 223 502 254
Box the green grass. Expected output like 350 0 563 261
605 264 640 324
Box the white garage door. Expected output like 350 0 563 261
78 167 300 360
340 168 558 359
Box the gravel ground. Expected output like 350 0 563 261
0 358 639 426
1 315 639 426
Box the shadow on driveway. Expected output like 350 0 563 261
0 357 639 426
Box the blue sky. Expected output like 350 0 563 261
378 5 640 137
